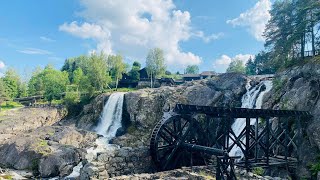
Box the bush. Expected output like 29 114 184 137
252 167 265 176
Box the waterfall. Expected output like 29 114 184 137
86 92 126 160
66 92 125 179
95 92 125 140
229 80 273 157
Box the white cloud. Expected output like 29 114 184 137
193 31 224 43
40 36 56 42
59 0 219 67
0 61 5 77
59 21 112 54
0 61 5 69
226 0 271 41
213 54 253 73
18 48 52 55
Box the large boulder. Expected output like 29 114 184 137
0 107 67 144
0 126 97 178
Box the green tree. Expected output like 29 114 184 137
72 68 84 87
146 48 166 87
3 68 21 99
28 67 45 96
185 65 199 74
62 55 89 83
18 82 28 97
107 55 126 89
129 61 141 81
226 59 245 74
245 57 256 75
28 66 69 103
87 53 111 92
42 66 69 103
0 78 8 108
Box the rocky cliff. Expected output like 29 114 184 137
263 62 320 178
114 73 248 147
0 107 98 178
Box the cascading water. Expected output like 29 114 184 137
95 92 125 140
66 92 125 178
229 80 273 158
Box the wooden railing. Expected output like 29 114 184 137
295 50 320 58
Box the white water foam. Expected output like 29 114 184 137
229 80 273 158
67 92 125 178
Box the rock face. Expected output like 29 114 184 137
75 93 110 131
262 62 320 178
0 126 97 177
0 107 67 144
114 73 248 147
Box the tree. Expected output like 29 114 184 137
28 67 45 96
3 68 21 99
28 66 69 103
72 68 84 87
146 48 166 87
42 66 69 103
0 78 8 109
245 57 256 75
87 53 111 92
226 59 245 74
107 55 126 89
129 61 141 81
185 65 199 74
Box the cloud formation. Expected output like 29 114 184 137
0 61 5 69
213 54 253 73
40 36 56 42
18 48 52 55
59 0 220 67
226 0 271 41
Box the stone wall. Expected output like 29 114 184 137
80 147 155 179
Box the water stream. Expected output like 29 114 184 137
66 92 126 178
229 80 273 157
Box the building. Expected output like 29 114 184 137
200 71 216 79
182 74 201 82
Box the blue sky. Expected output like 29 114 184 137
0 0 271 75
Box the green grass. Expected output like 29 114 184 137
252 167 265 176
0 101 23 111
104 88 137 93
0 174 13 180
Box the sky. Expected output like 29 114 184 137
0 0 271 76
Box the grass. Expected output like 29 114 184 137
0 174 13 180
104 88 137 93
0 101 23 110
252 167 265 176
34 139 51 156
0 101 24 116
198 170 215 179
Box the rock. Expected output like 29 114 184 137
115 73 248 147
75 93 111 131
38 146 81 177
80 163 99 180
0 107 67 145
262 62 320 178
0 126 97 178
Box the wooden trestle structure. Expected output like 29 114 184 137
150 104 312 180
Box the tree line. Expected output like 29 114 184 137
0 48 203 107
227 0 320 75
